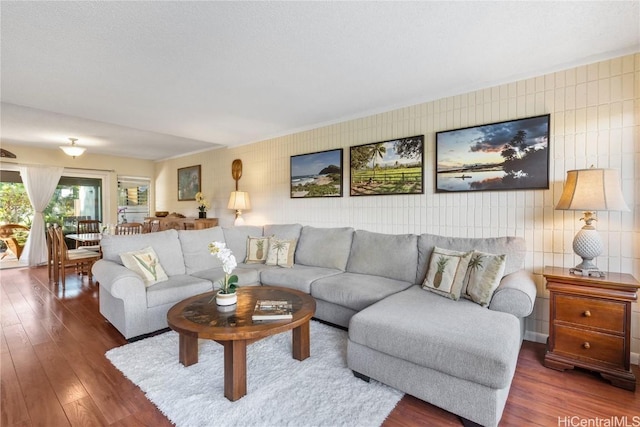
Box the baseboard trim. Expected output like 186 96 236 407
524 331 547 344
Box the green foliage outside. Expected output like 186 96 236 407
0 183 79 227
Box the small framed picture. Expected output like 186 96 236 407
435 114 550 192
350 135 424 196
290 149 343 198
177 165 201 201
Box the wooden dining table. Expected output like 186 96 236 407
66 233 102 243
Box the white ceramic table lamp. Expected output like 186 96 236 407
555 167 629 277
228 191 251 226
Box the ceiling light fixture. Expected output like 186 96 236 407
60 138 86 158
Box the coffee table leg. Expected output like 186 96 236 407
179 333 198 366
292 320 310 361
223 340 247 401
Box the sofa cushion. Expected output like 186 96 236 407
422 247 471 300
120 246 168 287
222 226 264 262
265 238 297 268
312 272 413 312
260 264 342 293
346 230 418 283
245 236 270 263
264 223 303 240
462 250 507 307
417 234 526 284
178 227 226 274
100 229 186 276
295 226 354 270
349 286 521 389
145 274 213 308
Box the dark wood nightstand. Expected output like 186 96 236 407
543 266 639 391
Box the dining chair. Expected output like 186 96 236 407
46 224 57 281
0 223 30 260
115 222 143 235
76 219 101 249
53 226 101 286
143 219 161 233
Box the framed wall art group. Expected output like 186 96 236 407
289 114 550 198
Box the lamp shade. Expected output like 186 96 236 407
59 138 86 158
555 168 629 212
227 191 251 210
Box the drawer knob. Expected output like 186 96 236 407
583 342 591 349
583 310 591 317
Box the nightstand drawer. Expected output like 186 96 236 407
555 325 625 367
555 295 625 333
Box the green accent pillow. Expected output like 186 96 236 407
422 247 472 300
462 250 507 306
265 238 297 268
245 236 270 264
120 246 168 287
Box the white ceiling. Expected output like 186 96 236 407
1 1 638 161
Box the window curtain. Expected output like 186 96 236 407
18 165 64 266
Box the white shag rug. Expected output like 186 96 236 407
106 320 403 427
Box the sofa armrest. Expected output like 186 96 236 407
92 259 146 301
489 269 536 318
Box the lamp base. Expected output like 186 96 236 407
569 267 605 278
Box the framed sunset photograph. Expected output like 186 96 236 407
435 114 550 193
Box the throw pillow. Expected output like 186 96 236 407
245 236 270 264
462 250 507 307
422 247 472 300
265 238 297 268
120 246 168 287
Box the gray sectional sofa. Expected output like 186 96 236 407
93 224 536 427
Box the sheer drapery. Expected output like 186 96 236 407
19 165 63 266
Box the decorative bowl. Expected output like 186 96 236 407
155 211 169 217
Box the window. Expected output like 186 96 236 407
117 177 150 223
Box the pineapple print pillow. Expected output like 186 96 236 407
245 236 270 264
422 247 472 300
120 246 168 287
461 250 506 307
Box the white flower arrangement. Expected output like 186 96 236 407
208 241 238 294
195 192 210 213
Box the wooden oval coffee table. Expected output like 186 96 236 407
167 286 316 401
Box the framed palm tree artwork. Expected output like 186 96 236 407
350 135 424 196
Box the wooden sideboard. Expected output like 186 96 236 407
145 217 218 231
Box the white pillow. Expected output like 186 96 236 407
422 247 472 300
265 238 297 268
120 246 168 287
461 250 507 306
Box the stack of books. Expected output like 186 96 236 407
252 300 293 321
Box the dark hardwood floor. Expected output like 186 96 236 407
1 266 638 426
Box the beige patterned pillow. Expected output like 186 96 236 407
265 238 297 268
462 250 507 306
422 247 472 300
245 236 270 264
120 246 168 287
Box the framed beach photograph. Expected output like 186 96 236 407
290 149 343 198
435 114 550 193
350 135 424 196
177 165 201 201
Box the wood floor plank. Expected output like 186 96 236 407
1 265 638 427
0 346 31 426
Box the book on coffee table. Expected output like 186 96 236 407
252 300 293 321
